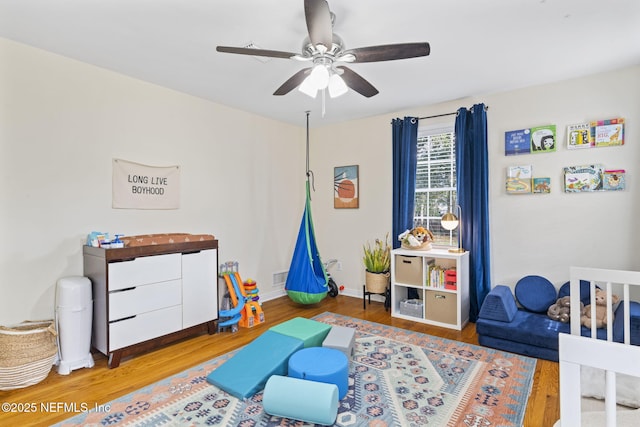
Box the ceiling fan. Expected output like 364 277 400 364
216 0 430 99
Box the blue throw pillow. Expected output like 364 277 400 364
515 275 557 313
558 280 599 307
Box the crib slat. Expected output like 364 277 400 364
605 282 613 342
624 284 630 345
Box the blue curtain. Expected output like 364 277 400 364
391 117 419 249
455 104 491 322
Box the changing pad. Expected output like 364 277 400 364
122 233 215 247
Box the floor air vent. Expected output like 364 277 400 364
272 270 288 287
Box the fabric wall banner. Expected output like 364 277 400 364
112 159 180 209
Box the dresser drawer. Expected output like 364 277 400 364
109 305 182 351
109 279 182 321
108 253 181 291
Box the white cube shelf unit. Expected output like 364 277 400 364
391 248 469 330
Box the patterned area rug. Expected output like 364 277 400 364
55 313 536 426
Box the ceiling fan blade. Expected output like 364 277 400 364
342 42 430 63
304 0 333 50
273 68 312 95
336 66 379 98
216 46 298 59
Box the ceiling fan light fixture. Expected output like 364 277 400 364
298 76 318 98
308 63 330 89
328 73 348 98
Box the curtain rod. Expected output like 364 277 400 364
417 112 457 120
417 104 489 121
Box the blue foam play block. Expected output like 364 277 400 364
269 317 331 348
206 330 304 399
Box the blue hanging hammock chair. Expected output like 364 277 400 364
285 112 329 304
285 181 328 304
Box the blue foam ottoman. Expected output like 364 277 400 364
288 346 349 399
269 317 331 348
206 330 303 399
263 375 338 425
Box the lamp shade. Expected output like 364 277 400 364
441 212 459 231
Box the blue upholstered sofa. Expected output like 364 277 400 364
476 276 640 362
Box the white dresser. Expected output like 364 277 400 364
83 239 218 367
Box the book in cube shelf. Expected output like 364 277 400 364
427 265 445 288
427 262 456 290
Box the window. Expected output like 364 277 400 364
413 124 457 246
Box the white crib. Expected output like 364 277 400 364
556 267 640 426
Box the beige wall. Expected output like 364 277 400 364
0 38 305 323
2 36 638 323
312 65 640 296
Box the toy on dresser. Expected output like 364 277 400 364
398 226 434 250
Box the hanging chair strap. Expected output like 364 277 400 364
305 111 316 194
304 112 326 283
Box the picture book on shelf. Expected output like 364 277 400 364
533 177 551 194
505 129 531 156
530 125 556 153
603 170 625 191
506 165 532 194
567 123 592 149
564 164 604 193
591 118 624 147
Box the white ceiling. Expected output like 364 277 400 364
1 0 639 127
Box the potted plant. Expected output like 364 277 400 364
363 233 391 293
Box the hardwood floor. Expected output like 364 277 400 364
0 294 559 426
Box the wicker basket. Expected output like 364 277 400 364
401 241 432 251
0 320 58 390
365 271 390 294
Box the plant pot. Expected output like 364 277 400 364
365 271 390 294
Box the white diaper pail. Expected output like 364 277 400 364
55 276 94 375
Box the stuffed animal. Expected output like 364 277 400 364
580 289 620 329
547 296 583 323
398 227 434 248
411 226 433 243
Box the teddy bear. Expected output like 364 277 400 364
580 288 620 329
398 226 434 248
547 295 583 323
